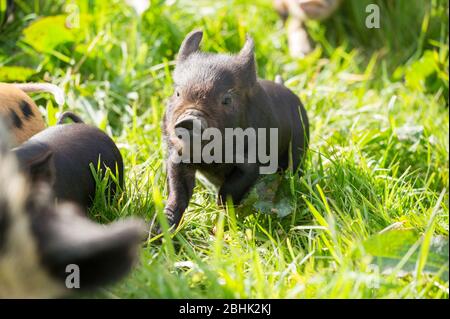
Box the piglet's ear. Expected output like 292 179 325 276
12 143 55 185
236 34 257 87
177 29 203 62
28 149 55 184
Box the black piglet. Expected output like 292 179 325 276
12 111 124 208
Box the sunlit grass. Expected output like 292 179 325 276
0 0 448 298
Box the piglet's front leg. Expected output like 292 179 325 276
218 163 260 206
162 162 196 230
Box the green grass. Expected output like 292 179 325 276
0 0 448 298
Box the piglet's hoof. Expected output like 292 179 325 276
147 215 179 243
216 195 226 207
147 217 163 242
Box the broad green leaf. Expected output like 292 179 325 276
404 50 444 93
0 66 35 81
363 230 449 281
240 174 296 218
23 16 74 52
22 15 90 53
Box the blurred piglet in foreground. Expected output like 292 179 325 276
12 112 124 208
0 118 144 298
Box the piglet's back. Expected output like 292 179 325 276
14 123 124 208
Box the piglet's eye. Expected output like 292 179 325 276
221 94 232 106
176 90 180 97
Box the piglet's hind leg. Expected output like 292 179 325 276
218 163 260 206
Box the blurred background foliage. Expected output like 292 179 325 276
0 1 448 126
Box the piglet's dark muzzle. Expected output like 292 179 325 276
175 112 208 136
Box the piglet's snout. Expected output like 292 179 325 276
174 110 208 136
